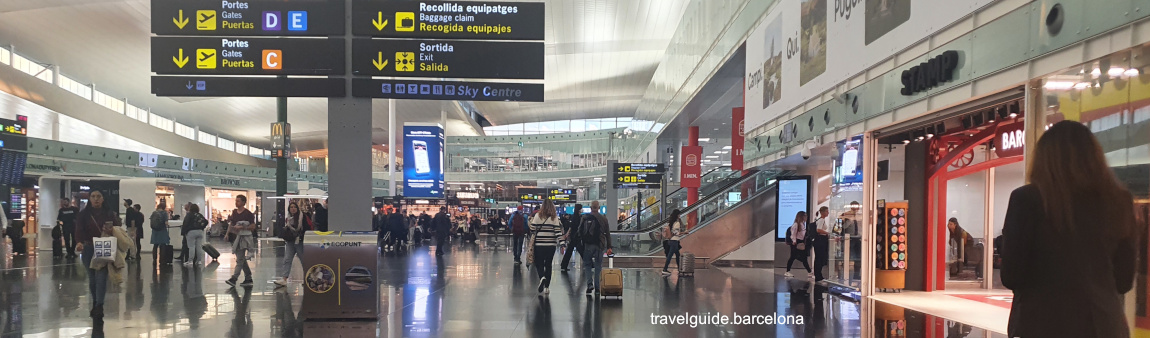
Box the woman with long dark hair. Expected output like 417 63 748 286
528 199 562 295
74 190 121 318
1002 121 1136 337
661 209 685 276
274 202 305 288
784 211 811 279
150 200 170 261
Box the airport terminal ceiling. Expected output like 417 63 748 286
0 0 691 152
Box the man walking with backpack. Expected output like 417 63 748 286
559 203 584 272
574 201 612 295
510 206 530 264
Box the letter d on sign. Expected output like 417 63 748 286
263 11 281 31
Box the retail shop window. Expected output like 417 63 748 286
1041 46 1150 329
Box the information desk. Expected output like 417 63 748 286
300 231 379 320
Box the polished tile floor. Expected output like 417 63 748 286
0 237 1004 337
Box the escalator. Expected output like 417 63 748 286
608 169 786 267
617 166 742 231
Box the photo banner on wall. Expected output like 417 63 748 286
744 0 995 129
732 107 745 171
680 146 703 188
403 124 445 198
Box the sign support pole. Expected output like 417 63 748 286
388 99 396 197
276 85 287 235
606 160 618 231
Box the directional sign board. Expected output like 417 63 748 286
547 189 576 204
518 188 547 203
151 76 345 97
351 0 544 40
352 39 544 79
151 0 345 36
352 79 542 102
152 37 345 75
613 163 666 189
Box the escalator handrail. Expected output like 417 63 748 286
613 168 782 234
617 166 733 224
628 178 782 256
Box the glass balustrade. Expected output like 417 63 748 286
608 169 787 256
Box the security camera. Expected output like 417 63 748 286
801 139 818 160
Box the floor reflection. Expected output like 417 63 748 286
0 236 1004 337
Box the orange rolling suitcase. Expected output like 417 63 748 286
600 256 623 298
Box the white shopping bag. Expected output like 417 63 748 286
93 236 117 264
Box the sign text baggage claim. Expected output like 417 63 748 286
419 42 453 71
417 2 517 35
221 39 254 68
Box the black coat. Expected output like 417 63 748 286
1001 184 1136 338
388 213 407 233
432 212 451 236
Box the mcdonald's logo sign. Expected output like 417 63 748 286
270 122 291 158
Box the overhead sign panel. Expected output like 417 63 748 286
152 37 345 75
0 116 28 151
351 39 543 79
151 76 346 97
547 188 576 203
612 163 666 189
351 0 544 40
517 188 547 203
151 0 346 36
351 79 542 102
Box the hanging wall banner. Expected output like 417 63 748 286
680 146 702 188
732 107 745 171
744 0 995 129
402 124 445 198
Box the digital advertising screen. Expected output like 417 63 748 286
835 135 863 184
403 124 445 198
776 176 811 240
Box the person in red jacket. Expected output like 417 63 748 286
74 190 121 319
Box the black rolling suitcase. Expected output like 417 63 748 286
202 243 220 261
159 245 174 264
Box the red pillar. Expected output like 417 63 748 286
687 126 699 229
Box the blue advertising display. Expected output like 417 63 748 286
835 135 863 184
403 124 445 198
776 176 811 240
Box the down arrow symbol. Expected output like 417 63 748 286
186 81 194 90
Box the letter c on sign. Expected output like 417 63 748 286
262 50 282 70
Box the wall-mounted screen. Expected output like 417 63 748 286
776 176 811 240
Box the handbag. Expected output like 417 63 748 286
91 235 117 266
282 225 298 243
526 224 543 265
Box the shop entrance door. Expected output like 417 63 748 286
927 123 1024 291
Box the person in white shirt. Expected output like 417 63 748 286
784 211 812 278
812 206 831 281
